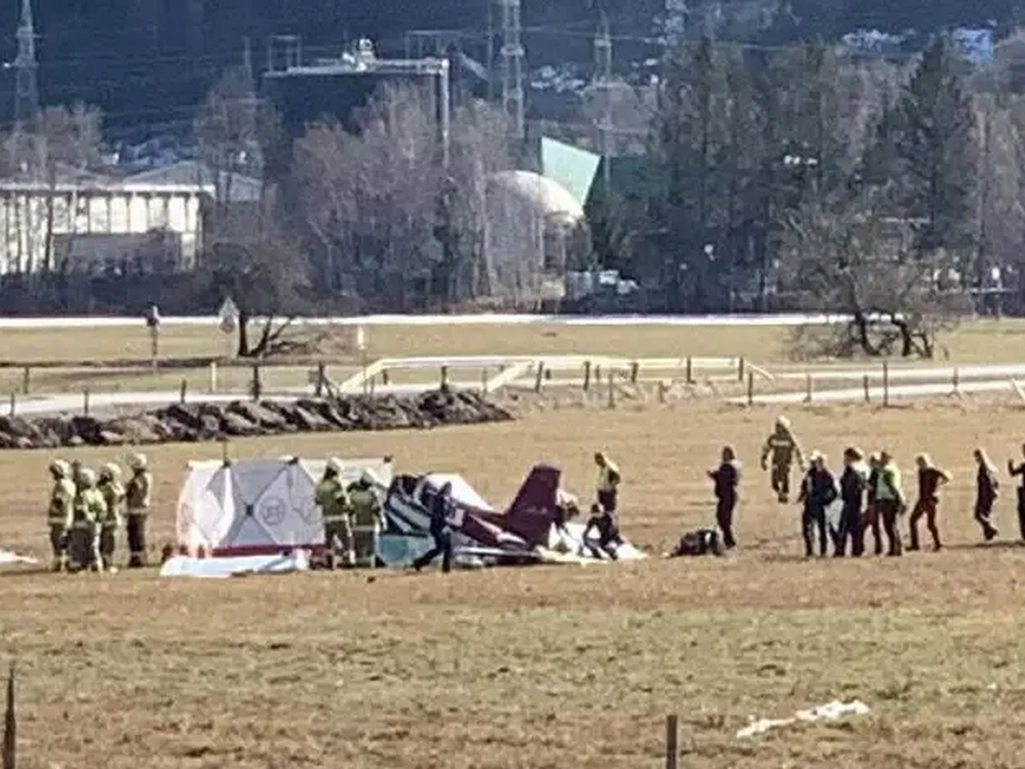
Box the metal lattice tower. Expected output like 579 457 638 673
593 11 613 199
499 0 524 139
14 0 38 127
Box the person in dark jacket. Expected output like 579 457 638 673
1006 444 1025 542
908 453 951 552
859 453 884 556
835 447 867 557
582 502 621 560
798 451 838 558
707 445 740 549
412 482 455 573
974 449 999 542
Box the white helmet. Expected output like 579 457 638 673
129 453 148 470
360 469 377 485
776 415 790 429
326 457 343 474
79 468 98 487
100 462 122 481
49 459 71 478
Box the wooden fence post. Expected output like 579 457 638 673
863 374 870 404
83 387 90 416
315 362 326 397
882 360 890 407
747 371 754 406
804 373 813 403
607 372 615 409
179 379 188 405
381 369 390 386
3 662 15 769
251 365 262 402
440 366 449 389
481 367 489 394
952 367 960 396
685 356 694 384
738 357 746 383
583 360 591 391
658 381 667 404
7 393 14 418
21 368 29 396
534 362 545 393
209 362 217 394
665 714 678 769
630 361 639 384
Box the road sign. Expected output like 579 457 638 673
218 297 239 335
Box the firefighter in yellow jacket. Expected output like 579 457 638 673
315 457 355 569
125 453 152 568
47 459 75 572
98 463 126 572
347 470 383 567
69 468 107 572
760 415 805 503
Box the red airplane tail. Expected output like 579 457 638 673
504 464 561 547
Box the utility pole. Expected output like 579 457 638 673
500 0 525 140
593 11 613 200
13 0 38 128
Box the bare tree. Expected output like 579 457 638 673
782 184 969 359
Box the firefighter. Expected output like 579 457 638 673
760 415 805 503
68 468 107 572
98 463 126 571
875 451 905 557
315 458 355 569
70 459 85 494
1006 444 1025 542
594 452 621 514
860 453 884 556
412 482 455 573
347 470 383 568
908 453 951 552
46 459 75 572
836 447 867 557
581 502 621 560
125 453 152 568
797 451 838 558
974 448 1000 542
707 445 740 549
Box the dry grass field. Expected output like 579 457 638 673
5 399 1025 768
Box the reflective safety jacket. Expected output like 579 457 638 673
596 460 621 493
72 488 108 529
99 480 126 528
126 471 152 515
316 477 350 524
48 478 76 528
761 427 804 468
347 481 382 528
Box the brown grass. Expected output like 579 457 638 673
4 400 1025 767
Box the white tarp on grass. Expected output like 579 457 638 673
160 550 311 579
175 457 393 556
0 547 37 566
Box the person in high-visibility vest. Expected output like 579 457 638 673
125 454 153 568
347 470 383 567
875 451 906 557
760 416 805 503
315 457 354 569
98 463 126 572
68 468 107 572
46 459 75 572
594 452 621 513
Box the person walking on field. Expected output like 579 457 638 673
797 451 838 558
1007 444 1025 542
46 460 75 572
875 451 906 557
860 453 884 556
412 482 455 573
125 453 153 568
761 416 805 503
908 454 951 552
707 445 740 549
974 448 1000 541
594 452 621 514
835 447 867 557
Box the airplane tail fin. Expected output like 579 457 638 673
504 464 561 547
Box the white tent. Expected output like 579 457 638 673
175 457 393 556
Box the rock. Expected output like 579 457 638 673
70 416 103 445
222 412 261 437
228 401 291 431
292 401 334 431
98 430 125 446
165 403 204 431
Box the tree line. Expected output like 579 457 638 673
2 34 1024 358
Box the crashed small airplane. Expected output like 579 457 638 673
379 464 645 567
